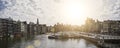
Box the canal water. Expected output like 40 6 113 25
0 34 98 48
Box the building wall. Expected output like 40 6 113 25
39 24 47 34
101 20 120 35
27 22 36 35
0 18 14 37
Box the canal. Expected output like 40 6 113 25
0 34 98 48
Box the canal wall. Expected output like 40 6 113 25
79 35 101 48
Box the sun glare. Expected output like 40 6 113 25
61 0 91 25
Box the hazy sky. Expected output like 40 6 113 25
0 0 120 25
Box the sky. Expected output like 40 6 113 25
0 0 120 25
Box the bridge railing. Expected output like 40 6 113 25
79 32 120 40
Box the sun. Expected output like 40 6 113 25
61 0 89 25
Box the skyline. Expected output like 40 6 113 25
0 0 120 25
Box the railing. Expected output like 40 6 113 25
79 32 120 40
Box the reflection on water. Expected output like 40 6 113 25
26 45 34 48
33 40 41 47
0 35 97 48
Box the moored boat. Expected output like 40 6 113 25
48 35 58 39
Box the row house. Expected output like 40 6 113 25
0 18 51 38
101 20 120 35
39 24 47 34
0 17 13 38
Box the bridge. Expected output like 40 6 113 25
79 32 120 48
79 32 120 40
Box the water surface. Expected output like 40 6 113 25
0 34 98 48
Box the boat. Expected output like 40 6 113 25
48 35 58 39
